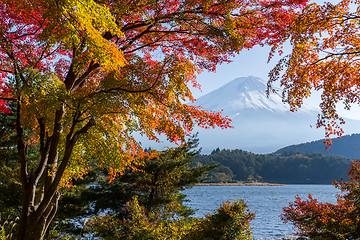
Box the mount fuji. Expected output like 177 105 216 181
194 76 317 117
192 76 360 153
138 76 360 153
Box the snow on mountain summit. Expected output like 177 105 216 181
194 76 317 117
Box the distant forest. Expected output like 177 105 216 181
194 149 352 184
275 133 360 159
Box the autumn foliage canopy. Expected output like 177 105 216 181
0 0 308 239
0 0 308 179
269 0 360 139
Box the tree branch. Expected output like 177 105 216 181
72 61 100 89
16 98 28 186
0 68 13 74
33 118 50 186
87 58 171 97
0 97 17 101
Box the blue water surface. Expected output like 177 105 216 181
183 185 340 240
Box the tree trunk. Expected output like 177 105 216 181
15 104 65 240
15 115 94 239
17 199 60 240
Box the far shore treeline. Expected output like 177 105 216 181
193 149 352 184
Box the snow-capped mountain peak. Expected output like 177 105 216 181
194 76 317 117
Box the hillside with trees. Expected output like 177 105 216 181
194 149 352 184
275 134 360 159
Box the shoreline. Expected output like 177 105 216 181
196 182 284 186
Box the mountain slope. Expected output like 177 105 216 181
275 134 360 159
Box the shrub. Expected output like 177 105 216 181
87 198 255 240
281 160 360 239
185 199 255 240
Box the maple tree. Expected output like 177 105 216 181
0 0 307 239
269 0 360 139
282 160 360 239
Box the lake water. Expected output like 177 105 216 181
183 185 340 240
